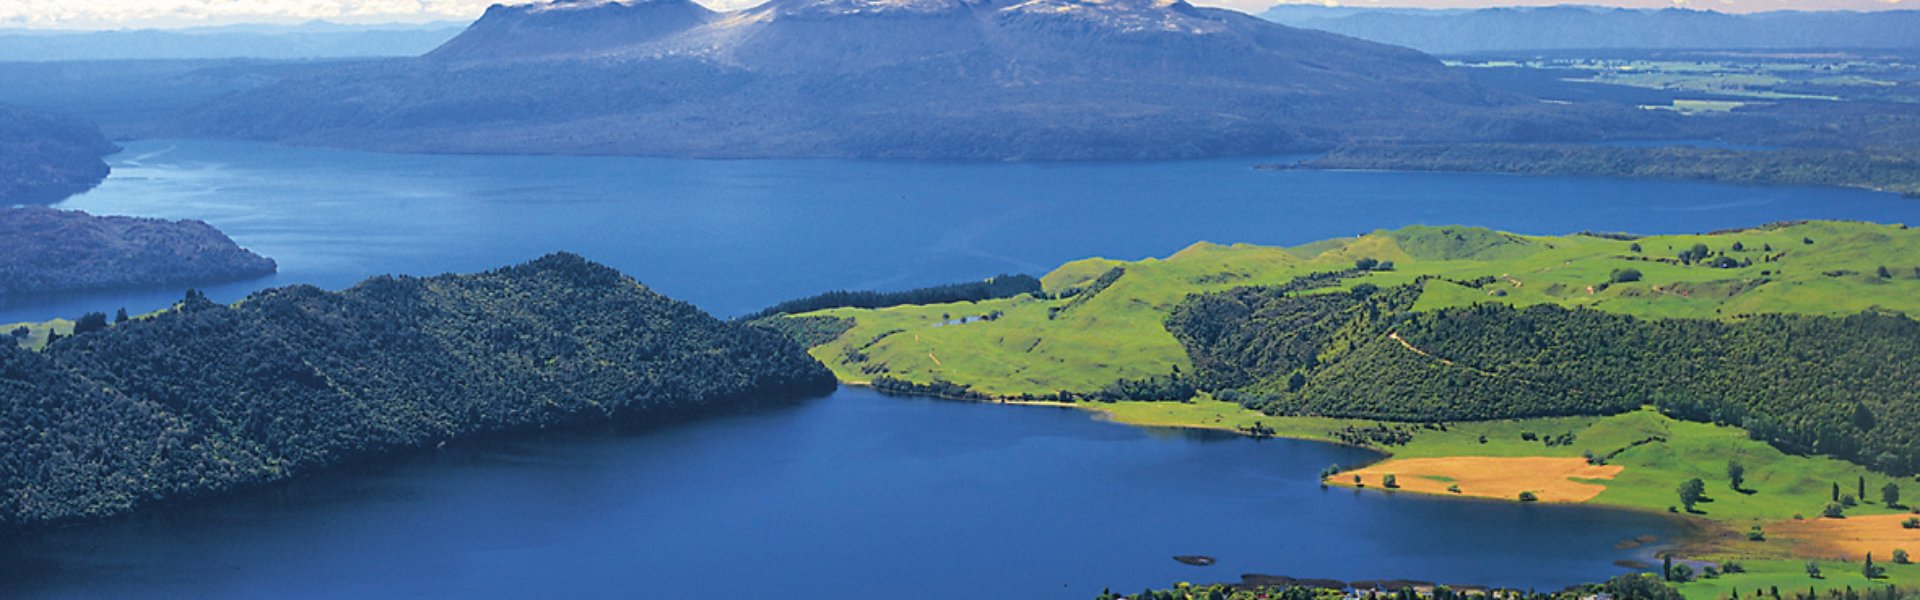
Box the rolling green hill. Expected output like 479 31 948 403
794 221 1920 399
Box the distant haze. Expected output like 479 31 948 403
1267 0 1907 12
0 0 1907 29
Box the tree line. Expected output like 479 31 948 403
740 274 1041 321
1167 280 1920 474
0 253 834 530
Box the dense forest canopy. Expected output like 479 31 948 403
0 207 277 296
742 274 1042 321
0 254 834 529
1168 280 1920 474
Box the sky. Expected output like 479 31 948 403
0 0 1906 29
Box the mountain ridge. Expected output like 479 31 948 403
189 0 1566 159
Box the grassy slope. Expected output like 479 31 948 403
795 221 1920 597
803 221 1920 396
2 319 73 351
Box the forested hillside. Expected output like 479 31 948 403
1169 281 1920 474
0 207 277 296
0 254 835 529
0 105 117 204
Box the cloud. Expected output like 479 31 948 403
0 0 533 28
0 0 1906 28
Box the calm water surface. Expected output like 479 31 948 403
3 388 1679 599
7 138 1918 323
3 139 1905 598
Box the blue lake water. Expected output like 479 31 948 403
7 138 1918 323
2 388 1680 599
4 138 1913 598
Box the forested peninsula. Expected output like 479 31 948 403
0 207 278 296
0 105 117 204
0 254 835 529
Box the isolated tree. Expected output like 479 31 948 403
1611 268 1643 283
1859 476 1867 500
1383 474 1399 489
1864 553 1885 579
1354 257 1379 271
1834 482 1842 502
1878 266 1893 279
72 312 109 335
1678 478 1707 512
1664 555 1675 581
1629 243 1643 253
1894 549 1911 565
114 308 129 323
1883 482 1901 508
1670 564 1694 583
1727 461 1746 491
1806 561 1822 579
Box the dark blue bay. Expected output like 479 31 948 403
3 388 1678 599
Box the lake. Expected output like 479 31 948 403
6 138 1919 324
1 388 1681 599
3 139 1909 598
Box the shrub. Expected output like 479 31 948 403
1518 491 1539 502
1382 474 1400 489
1894 549 1910 565
1610 268 1643 283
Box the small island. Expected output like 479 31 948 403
0 207 278 296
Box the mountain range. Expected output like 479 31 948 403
189 0 1577 159
1260 5 1920 54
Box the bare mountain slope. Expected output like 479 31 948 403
193 0 1581 159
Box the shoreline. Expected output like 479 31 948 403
848 380 1724 552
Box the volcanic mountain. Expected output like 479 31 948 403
194 0 1546 159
